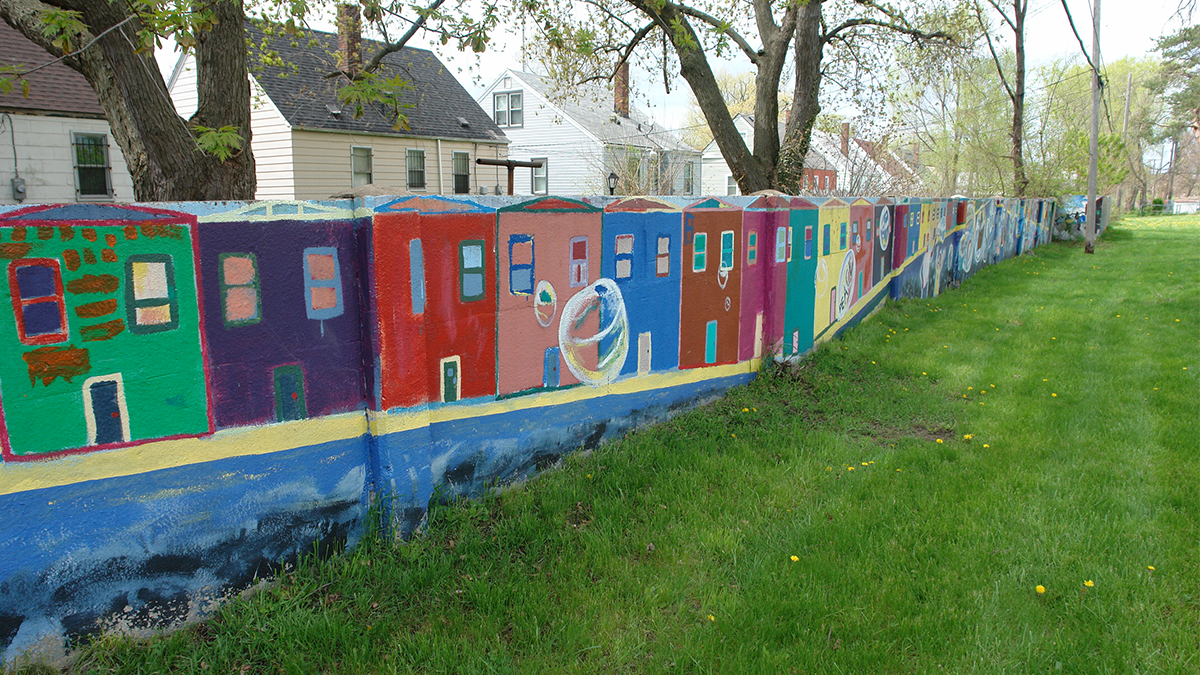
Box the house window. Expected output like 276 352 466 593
823 224 831 256
804 226 813 259
692 232 707 272
656 236 670 277
351 146 373 187
218 253 261 326
9 259 68 344
303 247 344 319
719 230 734 271
493 92 522 127
683 162 694 194
72 133 112 200
509 234 534 295
775 226 787 263
787 226 793 261
866 219 873 242
452 151 470 194
726 175 737 196
840 222 847 250
407 149 426 189
126 254 178 333
747 231 758 266
532 158 548 194
615 234 634 279
569 236 588 287
459 240 485 302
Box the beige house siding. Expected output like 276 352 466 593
289 130 507 200
0 113 134 205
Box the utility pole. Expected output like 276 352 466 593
1116 71 1132 212
1084 0 1101 254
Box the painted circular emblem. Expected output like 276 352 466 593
534 280 557 328
877 207 891 251
558 279 629 386
815 258 829 288
836 253 856 320
724 296 731 312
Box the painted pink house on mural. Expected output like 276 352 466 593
496 197 602 395
740 194 791 360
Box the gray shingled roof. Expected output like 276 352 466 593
510 70 697 154
247 22 506 143
0 21 104 117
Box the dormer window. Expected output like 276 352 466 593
494 91 522 127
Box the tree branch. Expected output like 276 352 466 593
975 6 1015 102
360 0 449 74
576 21 657 84
825 17 951 44
676 3 759 64
983 0 1018 33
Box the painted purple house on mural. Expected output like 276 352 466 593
196 203 367 428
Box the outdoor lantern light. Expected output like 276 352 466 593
607 172 619 195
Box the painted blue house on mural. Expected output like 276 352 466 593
601 197 683 377
196 202 367 428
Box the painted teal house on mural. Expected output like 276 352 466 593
0 204 210 461
783 198 818 359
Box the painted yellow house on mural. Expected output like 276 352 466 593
813 197 851 340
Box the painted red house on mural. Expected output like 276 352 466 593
680 198 742 369
373 196 498 408
848 197 875 301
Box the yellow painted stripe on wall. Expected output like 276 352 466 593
0 360 760 496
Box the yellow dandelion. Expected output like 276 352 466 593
1051 393 1057 397
963 394 967 399
708 615 715 622
1052 337 1057 340
990 384 995 388
753 408 757 412
1084 580 1094 588
896 468 902 472
790 555 799 562
868 461 874 464
826 466 832 471
731 433 736 438
936 439 944 444
862 462 869 466
848 466 855 471
872 361 876 364
742 407 749 412
1043 378 1048 382
968 386 973 390
1148 566 1155 571
922 372 927 375
964 434 973 440
587 474 592 478
983 444 990 448
1035 585 1046 594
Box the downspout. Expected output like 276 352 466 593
2 113 24 202
436 139 444 194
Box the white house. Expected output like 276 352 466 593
474 67 701 196
168 13 509 200
700 113 838 196
0 22 134 205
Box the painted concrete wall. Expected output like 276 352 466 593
0 192 1073 661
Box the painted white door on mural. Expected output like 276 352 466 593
638 332 651 376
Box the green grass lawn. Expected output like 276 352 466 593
30 215 1199 674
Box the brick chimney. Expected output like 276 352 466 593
614 62 630 117
337 4 362 77
840 122 850 157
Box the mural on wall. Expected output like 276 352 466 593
0 192 1068 662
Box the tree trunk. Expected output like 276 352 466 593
1011 0 1028 196
748 0 795 190
637 0 772 192
0 0 256 201
778 0 822 194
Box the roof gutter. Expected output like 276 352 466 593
290 125 510 145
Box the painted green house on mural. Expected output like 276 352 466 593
0 204 210 461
